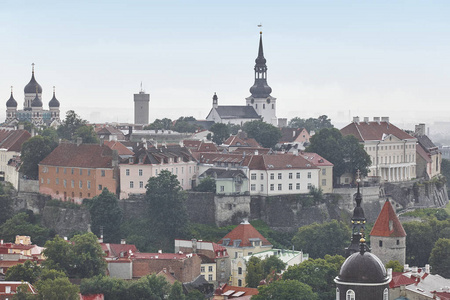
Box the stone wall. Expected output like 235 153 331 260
214 194 250 227
18 178 39 193
41 205 91 237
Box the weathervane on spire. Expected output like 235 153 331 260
258 23 262 34
10 86 13 94
32 63 35 73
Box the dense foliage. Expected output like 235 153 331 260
20 135 58 179
288 115 333 132
246 255 286 288
429 238 450 278
242 120 282 148
253 279 318 300
210 123 230 144
193 176 216 193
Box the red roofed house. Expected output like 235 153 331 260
218 220 272 287
0 281 36 299
222 132 262 152
301 152 333 193
38 142 119 204
341 116 417 183
278 127 310 149
213 283 258 300
175 239 230 286
0 236 45 275
370 200 407 265
0 128 31 188
131 252 201 283
100 241 138 280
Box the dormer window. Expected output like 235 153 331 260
222 239 230 246
139 157 144 164
233 240 241 247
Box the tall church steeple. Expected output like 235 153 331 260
345 171 369 257
249 32 272 98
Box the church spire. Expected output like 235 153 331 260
249 32 272 98
345 170 369 257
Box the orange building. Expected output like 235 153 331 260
38 142 119 203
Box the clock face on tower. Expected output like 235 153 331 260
266 98 271 104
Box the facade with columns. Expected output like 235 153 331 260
5 64 61 126
341 117 417 182
206 32 277 126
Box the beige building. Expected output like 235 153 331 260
341 117 417 182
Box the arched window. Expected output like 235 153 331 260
346 289 355 300
383 288 389 300
336 288 340 300
238 267 242 275
238 279 242 287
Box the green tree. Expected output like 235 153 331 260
386 260 404 272
288 115 333 132
173 116 198 133
71 232 106 278
145 170 189 250
194 176 216 193
5 260 41 284
0 183 13 225
227 123 242 135
74 125 99 144
127 274 170 300
246 256 264 288
210 123 229 144
35 277 79 300
441 159 450 194
88 188 123 243
80 275 130 300
252 279 318 300
262 255 286 275
429 238 450 277
20 135 58 179
57 110 88 141
292 220 351 259
186 289 204 300
168 281 185 300
144 118 173 130
282 255 344 300
41 127 59 143
403 221 435 266
306 128 371 183
242 120 281 148
0 212 50 245
12 284 37 300
42 235 74 274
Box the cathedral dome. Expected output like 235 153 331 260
31 93 43 107
49 89 60 107
24 65 42 94
249 82 272 98
337 247 389 284
6 92 17 108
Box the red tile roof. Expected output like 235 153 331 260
215 284 259 297
248 154 319 171
103 141 134 156
341 121 415 142
370 200 406 237
218 221 271 248
132 252 196 260
100 243 138 258
39 143 115 168
301 152 334 167
223 135 261 148
389 272 417 288
0 129 31 152
279 128 307 143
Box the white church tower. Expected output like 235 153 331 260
245 32 277 126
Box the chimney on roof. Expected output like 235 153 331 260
1 239 3 245
404 264 409 272
387 268 392 280
364 117 369 123
415 123 426 136
76 137 82 146
381 117 390 124
18 124 24 130
353 116 360 124
158 249 162 254
373 117 380 124
121 239 126 245
293 149 298 156
254 150 259 155
425 264 430 273
192 239 197 254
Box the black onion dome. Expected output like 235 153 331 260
49 91 60 107
337 251 388 284
6 92 17 107
31 93 43 107
24 73 43 94
250 82 272 98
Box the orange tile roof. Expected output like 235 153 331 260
341 121 415 142
370 200 406 237
301 152 334 167
215 284 259 296
103 141 134 156
218 222 271 248
0 129 31 152
39 143 114 168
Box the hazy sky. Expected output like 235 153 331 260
1 1 449 129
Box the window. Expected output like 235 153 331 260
208 274 213 281
71 180 74 188
220 186 225 192
307 172 311 178
278 173 282 179
126 169 130 176
79 181 82 188
289 173 293 179
56 178 59 185
270 184 274 191
322 168 326 175
47 179 50 184
397 239 400 245
139 169 143 176
87 181 91 189
201 266 205 272
278 184 282 190
289 183 293 190
251 173 256 180
260 173 264 180
238 267 242 275
263 104 265 109
98 185 102 190
208 266 213 272
182 167 184 174
130 181 134 188
238 279 242 287
383 288 388 300
296 172 300 179
64 168 67 174
139 181 144 188
251 184 256 191
79 169 82 175
346 290 355 300
296 183 300 190
71 168 74 175
307 183 312 190
5 286 11 293
88 170 91 176
379 240 383 247
270 173 274 180
322 179 326 186
260 184 264 192
63 180 67 187
56 167 59 174
336 288 340 300
101 170 105 177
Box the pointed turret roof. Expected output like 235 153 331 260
370 200 406 237
346 176 369 257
